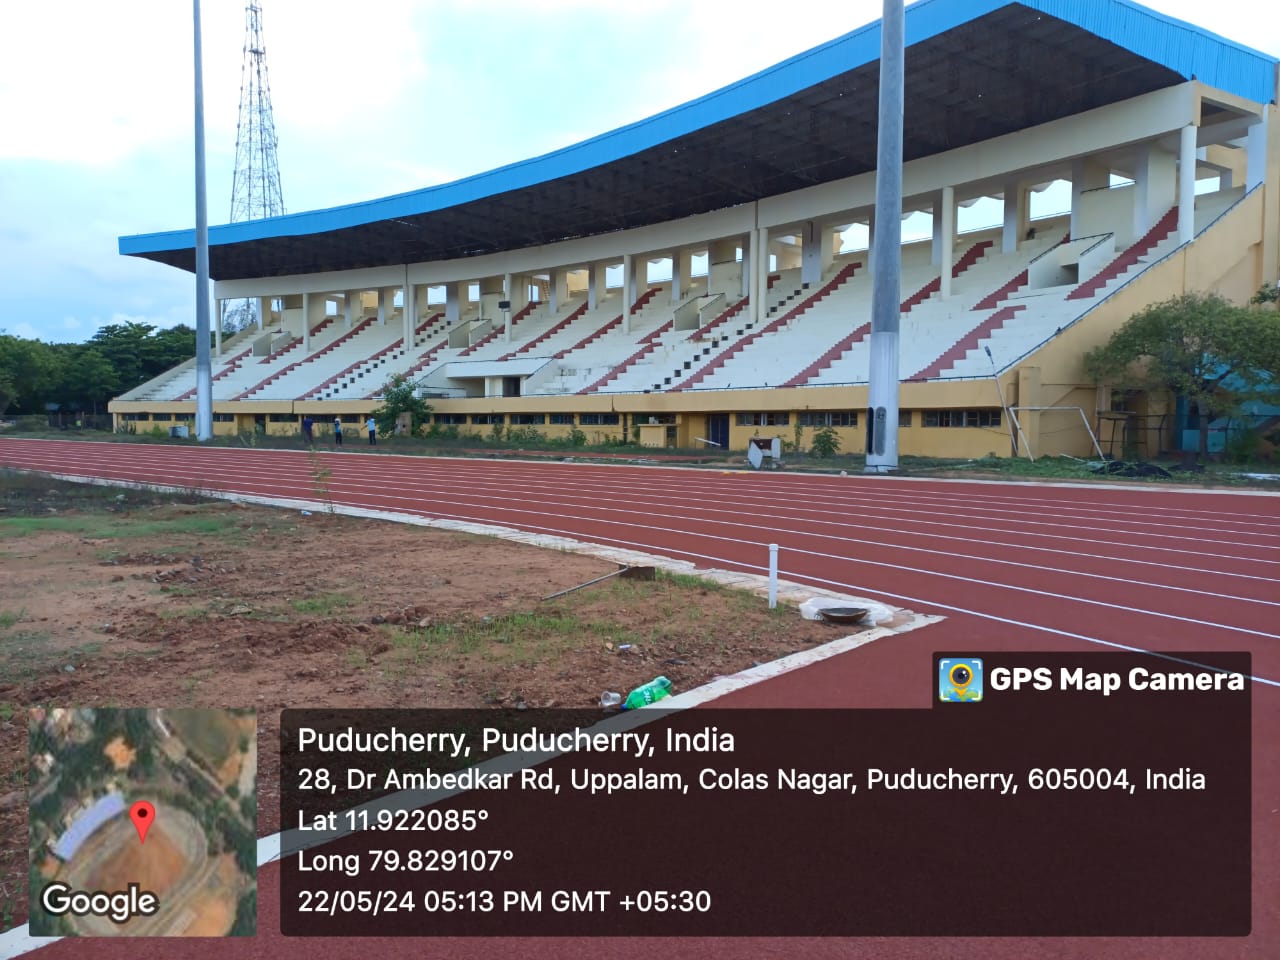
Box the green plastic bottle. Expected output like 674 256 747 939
622 676 672 710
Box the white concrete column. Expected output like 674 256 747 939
403 282 415 346
751 227 767 326
377 288 390 326
1178 124 1197 244
930 208 943 265
503 272 513 342
939 185 955 300
344 289 357 328
800 221 823 286
1002 179 1019 254
1071 157 1110 239
302 292 314 352
215 300 224 357
550 269 567 313
1246 115 1268 190
1132 145 1175 243
671 250 687 303
444 283 459 324
589 263 608 311
740 238 751 299
621 255 633 334
866 213 876 277
256 296 270 331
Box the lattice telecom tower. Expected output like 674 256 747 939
224 1 284 331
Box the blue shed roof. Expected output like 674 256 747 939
120 0 1277 279
52 792 126 861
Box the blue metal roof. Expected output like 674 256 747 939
120 0 1276 273
52 792 126 861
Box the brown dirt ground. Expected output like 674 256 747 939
0 498 857 928
83 821 187 899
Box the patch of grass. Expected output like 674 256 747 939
0 702 14 722
290 593 355 615
0 609 23 631
659 570 728 593
0 632 100 683
0 513 233 540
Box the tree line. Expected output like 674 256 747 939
0 321 202 416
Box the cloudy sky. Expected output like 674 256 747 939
1 0 1276 343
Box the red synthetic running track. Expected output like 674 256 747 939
2 437 1277 960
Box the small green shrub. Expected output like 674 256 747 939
810 426 841 458
505 425 545 445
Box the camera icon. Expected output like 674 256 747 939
938 658 984 702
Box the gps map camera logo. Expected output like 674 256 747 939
939 658 984 702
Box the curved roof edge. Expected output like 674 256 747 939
119 0 1277 258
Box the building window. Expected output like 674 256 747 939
268 414 297 423
434 414 467 425
579 413 620 426
922 409 1002 428
798 411 857 427
151 413 172 422
510 413 545 425
212 414 234 423
122 413 150 422
735 412 789 427
471 414 504 425
899 410 913 428
548 414 574 425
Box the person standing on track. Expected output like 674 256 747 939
302 415 314 446
333 417 343 446
366 416 377 446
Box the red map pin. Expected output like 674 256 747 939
129 801 155 845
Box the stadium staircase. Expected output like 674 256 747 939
457 300 540 358
611 273 807 393
498 301 590 360
173 346 253 401
232 317 381 400
943 209 1182 378
783 240 992 387
673 262 861 391
306 314 447 401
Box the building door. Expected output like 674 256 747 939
707 414 729 450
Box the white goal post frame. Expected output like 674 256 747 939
1008 406 1105 462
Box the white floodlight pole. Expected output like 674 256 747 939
193 0 214 441
865 0 905 473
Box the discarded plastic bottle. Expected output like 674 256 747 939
599 691 622 709
622 676 672 710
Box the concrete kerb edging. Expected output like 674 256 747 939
0 468 940 959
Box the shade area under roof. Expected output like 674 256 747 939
119 0 1278 281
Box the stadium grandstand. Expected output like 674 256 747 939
112 0 1280 458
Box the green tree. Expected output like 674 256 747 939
89 322 200 392
370 374 432 436
62 346 121 414
0 334 56 414
1084 293 1280 458
230 890 257 936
